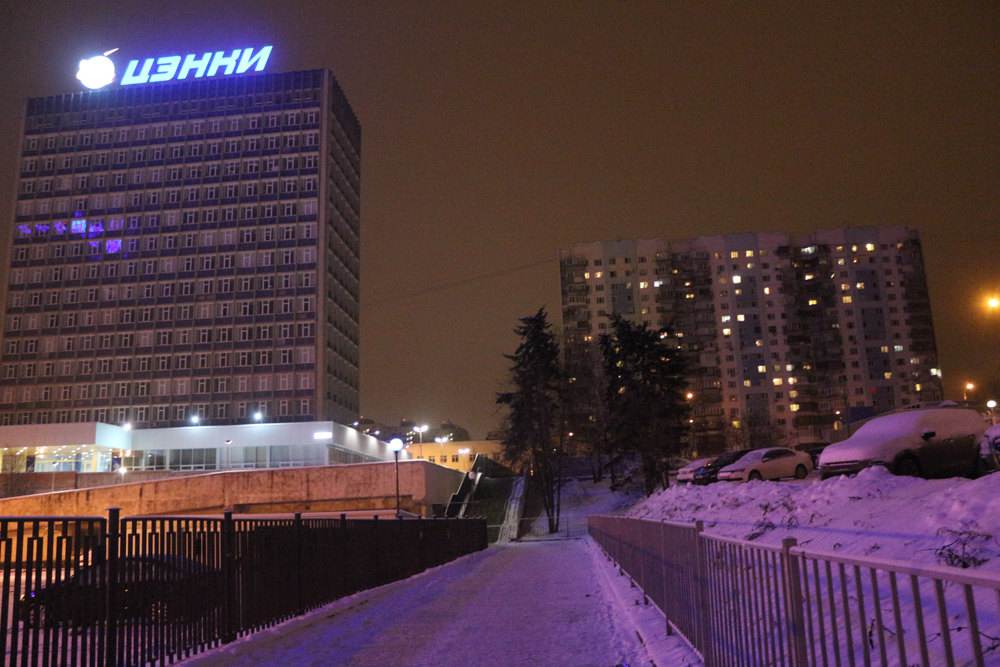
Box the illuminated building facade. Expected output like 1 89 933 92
3 69 361 429
559 227 943 450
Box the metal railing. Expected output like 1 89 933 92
1 511 487 666
589 515 1000 667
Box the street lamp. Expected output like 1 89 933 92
253 411 263 422
413 425 428 458
191 415 200 425
988 400 997 426
965 383 975 401
389 438 404 517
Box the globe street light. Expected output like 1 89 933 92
389 438 404 517
965 383 975 401
988 400 998 426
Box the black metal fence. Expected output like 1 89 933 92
0 510 487 666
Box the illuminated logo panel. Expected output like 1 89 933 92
121 47 272 85
75 46 273 89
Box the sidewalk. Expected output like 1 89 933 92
182 538 698 667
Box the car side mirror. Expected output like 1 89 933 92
921 430 936 441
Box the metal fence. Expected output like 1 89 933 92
589 515 1000 667
1 511 487 666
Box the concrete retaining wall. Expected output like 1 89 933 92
0 461 465 518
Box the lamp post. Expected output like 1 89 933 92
413 425 428 458
965 383 975 401
389 438 404 517
989 400 998 426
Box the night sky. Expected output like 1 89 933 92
0 2 997 438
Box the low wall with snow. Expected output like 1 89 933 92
0 460 465 518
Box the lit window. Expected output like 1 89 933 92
737 314 745 322
653 280 663 287
789 377 797 384
884 372 893 380
732 275 741 283
842 296 852 303
763 287 770 295
865 243 874 251
789 390 798 398
804 274 814 280
746 250 754 257
721 315 731 323
757 365 766 373
584 272 590 279
722 328 731 336
730 251 739 259
773 378 783 385
856 282 865 289
743 380 751 387
808 300 818 306
916 383 922 392
790 404 800 412
639 281 648 289
595 272 603 278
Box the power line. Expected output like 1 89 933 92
366 255 556 307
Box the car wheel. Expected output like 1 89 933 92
748 470 762 481
895 455 921 477
794 465 808 480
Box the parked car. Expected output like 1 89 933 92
692 450 752 485
665 457 692 471
19 554 222 628
676 457 716 483
716 447 813 482
818 407 988 479
981 423 1000 471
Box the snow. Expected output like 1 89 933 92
178 478 697 667
627 467 1000 572
177 469 1000 666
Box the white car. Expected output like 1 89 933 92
676 457 716 483
717 447 813 482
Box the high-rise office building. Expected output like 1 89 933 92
3 69 361 429
559 227 943 450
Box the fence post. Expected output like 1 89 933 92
781 538 809 667
694 520 713 667
294 512 304 616
104 507 121 667
373 515 380 586
221 510 237 644
661 520 671 633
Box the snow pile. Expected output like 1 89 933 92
625 467 1000 571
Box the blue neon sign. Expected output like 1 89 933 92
77 46 273 90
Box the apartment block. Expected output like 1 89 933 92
559 228 943 450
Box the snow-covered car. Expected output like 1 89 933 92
716 447 813 482
981 423 1000 470
818 407 988 479
676 457 716 483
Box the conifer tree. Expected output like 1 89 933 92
497 308 564 532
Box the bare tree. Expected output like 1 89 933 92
724 410 788 450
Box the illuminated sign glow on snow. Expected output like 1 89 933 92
76 46 273 89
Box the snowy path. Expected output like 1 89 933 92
182 539 690 667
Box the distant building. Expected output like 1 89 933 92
0 420 403 474
3 68 361 429
558 227 943 451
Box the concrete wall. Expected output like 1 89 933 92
0 460 465 518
